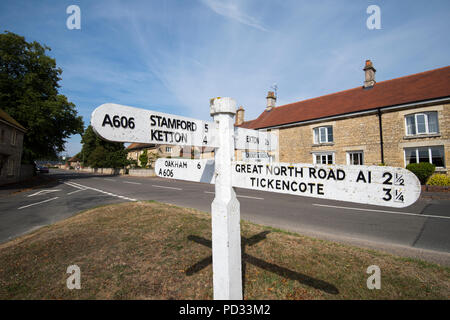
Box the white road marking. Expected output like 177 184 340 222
152 185 182 190
64 182 86 190
104 178 116 182
204 191 264 200
64 181 137 202
313 204 450 220
27 189 61 197
123 181 141 185
67 189 83 195
18 197 59 210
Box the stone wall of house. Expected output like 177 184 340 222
0 123 25 185
383 103 449 170
278 114 382 165
276 102 449 174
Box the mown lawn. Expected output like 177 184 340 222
0 201 448 299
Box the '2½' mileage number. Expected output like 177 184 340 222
102 114 135 129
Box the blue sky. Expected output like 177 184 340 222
1 0 449 156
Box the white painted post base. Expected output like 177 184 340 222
210 97 243 300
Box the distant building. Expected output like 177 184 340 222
67 155 81 169
237 62 450 174
0 109 27 185
126 143 214 167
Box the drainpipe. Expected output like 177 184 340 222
377 108 385 164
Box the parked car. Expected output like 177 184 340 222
36 166 49 173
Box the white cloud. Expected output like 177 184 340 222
200 0 267 32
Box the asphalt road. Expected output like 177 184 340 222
1 169 449 265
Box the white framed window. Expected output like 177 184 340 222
404 146 445 167
405 112 439 135
313 152 334 165
165 146 172 153
313 126 333 144
347 151 364 165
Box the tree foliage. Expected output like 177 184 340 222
0 31 84 162
139 149 148 168
81 125 129 168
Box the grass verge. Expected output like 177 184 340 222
0 201 448 299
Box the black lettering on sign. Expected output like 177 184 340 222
356 171 371 183
394 173 404 186
382 188 392 201
102 114 112 127
383 172 393 185
102 114 135 129
149 115 197 132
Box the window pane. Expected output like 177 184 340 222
418 148 429 163
427 112 438 133
406 115 416 135
314 128 319 144
327 126 333 142
416 114 426 133
405 148 417 165
431 146 445 167
320 127 326 143
327 154 333 164
316 155 321 164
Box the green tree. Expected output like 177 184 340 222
139 149 148 168
81 125 129 168
0 31 84 162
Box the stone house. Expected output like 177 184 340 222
67 155 81 169
0 109 27 185
236 61 450 174
126 143 214 167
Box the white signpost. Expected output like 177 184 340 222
155 159 421 208
91 103 218 147
241 151 272 162
234 127 278 152
91 103 278 151
92 97 421 301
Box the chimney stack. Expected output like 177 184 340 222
266 91 276 111
235 106 245 126
363 59 376 88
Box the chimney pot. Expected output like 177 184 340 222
266 91 276 111
363 59 376 88
235 106 245 126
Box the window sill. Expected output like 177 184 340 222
312 143 334 147
403 134 441 140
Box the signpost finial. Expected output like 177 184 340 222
210 97 237 116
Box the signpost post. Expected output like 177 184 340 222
92 98 421 300
209 97 243 300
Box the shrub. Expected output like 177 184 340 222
406 162 436 185
427 174 450 186
139 150 148 168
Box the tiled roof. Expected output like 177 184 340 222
0 109 26 131
126 143 156 150
241 65 450 129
